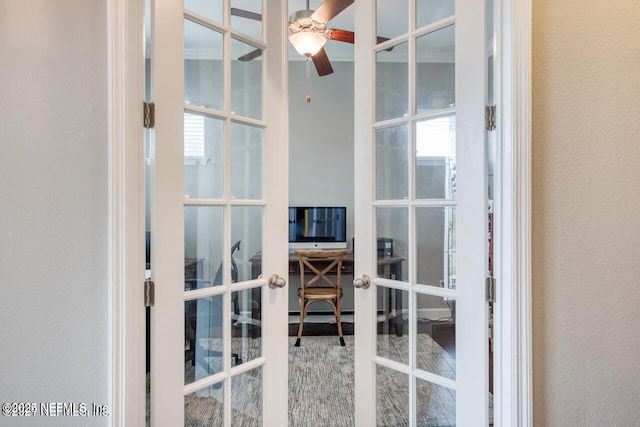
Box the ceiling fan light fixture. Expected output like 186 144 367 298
289 31 326 57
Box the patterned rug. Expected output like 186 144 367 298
148 335 491 426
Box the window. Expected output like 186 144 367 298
184 113 206 160
415 115 456 159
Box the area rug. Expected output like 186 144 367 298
148 335 492 426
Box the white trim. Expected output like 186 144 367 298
262 1 291 424
494 0 532 426
352 0 376 425
107 0 121 422
454 0 490 423
107 0 146 426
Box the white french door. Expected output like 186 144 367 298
353 1 489 426
148 0 289 425
148 0 487 425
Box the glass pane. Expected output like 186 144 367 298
416 0 455 28
416 378 456 426
376 286 409 365
376 125 409 200
184 19 224 111
185 295 224 385
184 206 224 290
184 113 224 199
416 207 456 289
376 207 408 281
376 42 408 121
231 38 263 120
376 365 409 426
231 0 262 41
184 382 224 426
231 123 263 200
230 366 263 426
231 287 262 364
376 0 408 40
415 116 456 199
230 206 262 282
184 0 223 24
416 24 455 113
416 293 456 380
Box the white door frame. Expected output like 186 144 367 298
106 0 532 425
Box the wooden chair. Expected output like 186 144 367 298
294 249 348 347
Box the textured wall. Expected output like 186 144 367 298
0 1 108 425
532 1 640 425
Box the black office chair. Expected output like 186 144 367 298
185 241 243 376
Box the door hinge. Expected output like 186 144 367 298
485 105 496 131
486 276 496 303
143 102 155 129
144 279 155 307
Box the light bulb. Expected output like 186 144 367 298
289 31 326 57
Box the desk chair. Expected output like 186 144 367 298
185 241 243 371
294 249 348 347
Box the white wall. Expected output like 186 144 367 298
288 60 356 311
288 60 356 242
532 0 640 424
0 1 108 424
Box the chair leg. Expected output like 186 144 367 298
295 297 305 347
334 299 345 347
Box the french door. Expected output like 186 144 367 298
148 0 289 425
353 1 490 426
148 0 488 425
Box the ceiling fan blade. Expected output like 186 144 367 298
312 47 334 76
326 28 354 44
230 7 262 22
311 0 354 24
238 48 262 62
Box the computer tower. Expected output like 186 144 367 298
377 237 393 258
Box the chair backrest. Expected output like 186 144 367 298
213 240 242 286
295 249 348 293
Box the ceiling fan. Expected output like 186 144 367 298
233 0 387 77
285 0 354 76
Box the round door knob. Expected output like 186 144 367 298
353 274 371 289
268 274 286 289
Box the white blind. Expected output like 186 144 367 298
184 113 205 158
416 116 456 158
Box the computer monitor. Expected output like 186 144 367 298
288 206 347 250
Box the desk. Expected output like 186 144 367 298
249 252 405 336
249 252 403 281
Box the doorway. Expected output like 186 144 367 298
115 0 536 424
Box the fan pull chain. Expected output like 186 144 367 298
305 56 312 103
